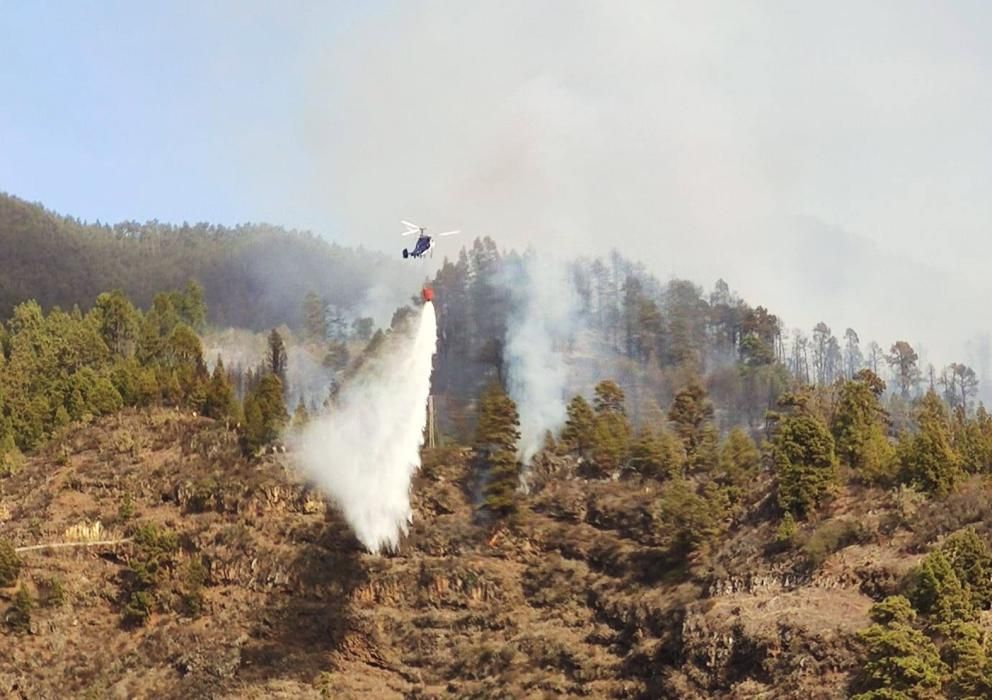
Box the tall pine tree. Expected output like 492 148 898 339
474 383 521 521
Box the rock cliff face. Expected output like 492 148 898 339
0 410 913 698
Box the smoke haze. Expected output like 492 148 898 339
503 253 578 463
4 2 990 375
295 1 992 370
293 302 438 553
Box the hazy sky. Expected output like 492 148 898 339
1 1 989 369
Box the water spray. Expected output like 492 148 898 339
294 297 438 554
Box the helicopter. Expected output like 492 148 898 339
401 220 460 259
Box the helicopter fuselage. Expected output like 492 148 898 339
403 233 433 259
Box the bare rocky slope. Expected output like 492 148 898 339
0 410 938 698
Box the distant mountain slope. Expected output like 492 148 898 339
0 192 420 329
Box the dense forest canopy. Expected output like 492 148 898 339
428 239 990 443
2 191 989 444
0 192 420 330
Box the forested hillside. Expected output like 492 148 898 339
2 197 992 697
428 239 989 442
0 193 419 330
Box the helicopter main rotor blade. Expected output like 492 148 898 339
401 229 419 236
437 230 461 237
401 220 421 230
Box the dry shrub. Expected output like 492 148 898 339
909 477 992 548
802 517 868 570
64 520 106 543
111 429 138 455
448 641 520 681
5 586 31 633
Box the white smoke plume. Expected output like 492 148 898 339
293 302 438 553
504 254 579 463
201 327 335 409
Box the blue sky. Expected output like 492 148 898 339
0 1 374 229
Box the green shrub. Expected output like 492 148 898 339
180 556 207 617
0 538 21 587
41 576 66 608
0 438 24 476
120 522 178 626
940 527 992 610
5 586 32 633
774 512 798 549
122 590 152 627
117 493 135 523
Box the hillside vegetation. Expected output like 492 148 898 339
1 396 991 698
3 198 992 697
0 192 418 330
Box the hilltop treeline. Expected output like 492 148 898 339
4 192 983 436
428 239 986 442
0 193 417 330
431 240 789 435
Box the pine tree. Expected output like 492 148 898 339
590 380 630 475
628 428 682 479
0 418 21 476
203 357 238 422
940 528 992 611
907 550 975 628
953 407 992 474
651 476 727 561
93 290 141 357
351 317 374 342
853 596 946 699
166 324 204 370
943 620 992 699
717 428 760 502
292 398 310 429
302 291 327 342
898 390 962 497
887 341 922 399
267 328 288 387
474 383 521 520
253 374 289 443
668 380 716 468
241 396 265 455
833 372 896 484
560 395 595 457
593 380 626 415
773 409 837 518
160 370 183 406
322 340 350 372
89 375 124 415
178 280 207 332
110 358 144 406
136 366 160 406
